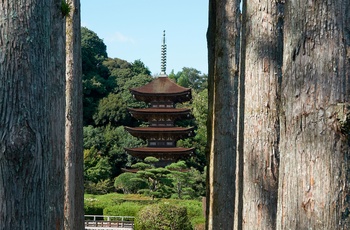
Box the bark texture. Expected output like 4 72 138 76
206 0 241 229
277 1 350 229
64 0 84 229
0 0 65 229
241 1 284 229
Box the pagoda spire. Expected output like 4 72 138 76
160 30 167 76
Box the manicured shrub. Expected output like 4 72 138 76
134 203 193 230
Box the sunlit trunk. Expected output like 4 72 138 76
206 0 241 229
277 1 350 228
240 1 284 229
64 0 84 229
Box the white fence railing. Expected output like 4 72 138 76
84 215 134 230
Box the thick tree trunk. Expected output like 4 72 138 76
241 1 284 229
277 1 350 229
206 0 241 229
64 0 84 229
0 1 65 229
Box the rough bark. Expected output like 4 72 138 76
241 1 284 229
206 0 241 229
64 0 84 229
0 0 65 229
277 1 350 229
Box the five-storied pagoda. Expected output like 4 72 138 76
124 31 194 167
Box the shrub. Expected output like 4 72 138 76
103 202 143 217
135 203 193 230
85 179 115 195
84 197 104 215
194 223 205 230
178 200 203 220
191 217 206 229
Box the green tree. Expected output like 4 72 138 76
93 93 129 126
81 27 110 125
85 157 112 183
131 59 151 76
103 58 133 92
101 73 153 127
83 125 145 190
166 162 206 200
171 67 208 92
114 172 148 194
177 89 208 171
81 27 107 73
133 157 172 198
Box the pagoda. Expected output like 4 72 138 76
124 31 194 167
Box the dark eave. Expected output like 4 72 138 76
124 126 194 140
124 147 195 160
128 107 193 121
128 107 191 114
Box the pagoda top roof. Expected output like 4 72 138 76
130 77 191 96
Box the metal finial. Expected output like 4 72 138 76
160 30 167 75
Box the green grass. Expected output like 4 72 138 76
84 193 205 227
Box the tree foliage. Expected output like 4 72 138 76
169 67 208 92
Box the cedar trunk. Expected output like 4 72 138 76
0 0 65 229
64 0 84 229
206 0 241 229
241 1 284 229
277 1 350 229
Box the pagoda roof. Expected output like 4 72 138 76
130 77 191 103
130 77 191 95
122 167 190 173
125 147 195 160
125 126 194 132
124 126 194 140
128 107 191 114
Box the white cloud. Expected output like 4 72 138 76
106 32 136 44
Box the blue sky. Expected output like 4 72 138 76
81 0 209 75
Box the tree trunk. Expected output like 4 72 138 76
241 1 284 229
277 1 350 229
0 1 65 229
206 0 241 229
64 0 84 229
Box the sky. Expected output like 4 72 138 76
81 0 209 75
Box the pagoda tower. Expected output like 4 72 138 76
124 31 194 167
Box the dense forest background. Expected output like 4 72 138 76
81 27 208 198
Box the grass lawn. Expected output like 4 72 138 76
84 193 205 228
